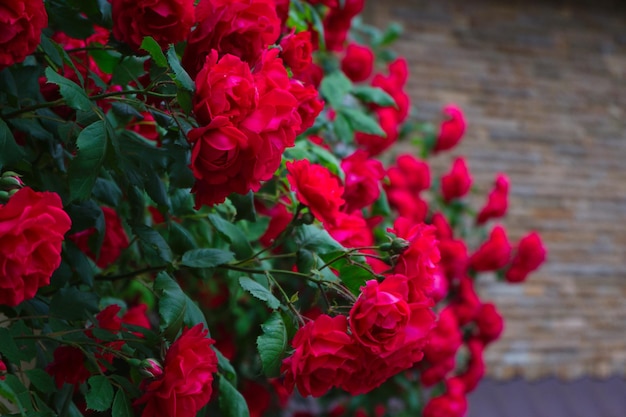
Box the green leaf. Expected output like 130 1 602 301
140 37 168 68
93 177 123 207
333 112 354 143
0 119 25 170
132 224 173 263
320 71 352 108
0 328 23 364
256 312 287 377
208 213 253 259
111 389 133 417
238 277 280 309
335 256 372 296
85 376 114 412
45 67 93 111
177 88 193 115
352 86 397 107
68 120 107 201
215 348 237 385
49 287 99 321
181 248 234 268
294 225 345 254
154 272 207 340
111 56 147 87
166 47 195 92
228 192 257 222
340 107 385 136
218 375 250 417
0 376 27 416
25 369 55 394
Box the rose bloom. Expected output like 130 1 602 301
422 389 467 417
506 231 547 283
476 173 509 224
371 58 410 123
420 356 456 387
70 206 130 269
282 315 360 397
475 302 504 344
289 79 324 134
0 0 47 70
327 212 375 248
341 43 375 82
431 212 453 240
136 324 218 417
422 307 462 365
438 239 468 282
386 154 431 194
111 0 195 51
433 105 466 153
0 187 71 307
287 160 345 226
354 107 399 156
386 189 428 223
183 0 281 78
280 31 314 75
469 225 511 272
450 276 481 326
46 346 91 388
456 338 485 393
128 112 160 145
441 157 472 202
341 150 384 213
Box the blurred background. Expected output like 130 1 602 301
364 0 626 415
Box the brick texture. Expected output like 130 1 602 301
363 0 626 379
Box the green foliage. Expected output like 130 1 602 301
239 277 281 310
218 375 250 417
85 375 114 411
68 120 108 201
181 248 234 268
257 312 288 377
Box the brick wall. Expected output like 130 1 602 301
364 0 626 379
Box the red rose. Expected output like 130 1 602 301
287 160 345 225
423 390 467 417
438 239 468 282
122 304 152 331
327 212 374 248
128 112 160 145
242 380 271 417
387 154 431 194
282 315 360 397
280 31 314 75
183 0 281 78
350 275 434 355
111 0 195 51
475 302 504 344
341 43 375 82
136 324 217 417
420 356 456 387
506 231 547 283
423 307 462 365
341 150 384 213
476 173 509 224
0 360 6 380
0 187 71 306
46 346 91 388
0 0 47 70
289 79 324 134
433 105 466 153
441 157 472 202
354 107 399 156
70 206 130 269
450 277 481 325
456 339 485 393
258 199 293 248
371 58 410 122
431 212 453 240
322 0 365 51
386 189 428 223
469 225 511 272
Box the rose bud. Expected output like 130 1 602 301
139 358 164 379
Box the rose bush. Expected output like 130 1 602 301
0 0 546 416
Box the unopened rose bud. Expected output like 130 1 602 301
139 358 164 379
301 212 315 225
0 172 24 193
0 360 7 380
390 238 410 254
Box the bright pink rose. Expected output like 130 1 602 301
111 0 195 51
469 225 511 272
506 231 547 283
183 0 281 78
70 206 130 269
282 315 360 397
136 324 217 417
433 105 466 153
327 212 374 248
0 187 71 306
289 79 324 134
287 160 345 226
431 212 453 240
441 157 472 202
280 31 314 75
341 150 384 213
476 173 509 224
0 0 47 70
341 43 375 82
475 302 504 344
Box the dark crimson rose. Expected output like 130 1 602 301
282 315 360 397
456 338 485 393
350 275 435 355
341 150 384 213
450 276 481 325
136 324 217 417
506 231 547 283
0 0 47 70
242 380 271 417
475 302 504 344
341 43 375 82
390 218 440 301
70 206 130 269
122 304 152 331
354 107 399 155
441 157 472 202
287 160 345 226
289 79 324 134
0 187 71 307
469 225 511 272
476 173 509 224
433 105 466 153
183 0 281 78
327 212 374 248
46 346 91 388
128 112 160 145
280 31 314 75
111 0 195 51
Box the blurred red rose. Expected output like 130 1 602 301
469 225 511 272
0 187 71 306
438 239 468 282
476 173 509 224
456 338 485 393
341 150 384 213
433 105 466 153
506 231 547 283
354 107 399 155
327 212 374 248
280 31 314 75
289 79 324 134
46 346 91 388
341 43 375 82
441 157 472 202
423 307 462 365
423 389 468 417
136 324 217 417
0 0 47 70
111 0 195 51
475 302 504 344
387 154 431 194
450 276 481 325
